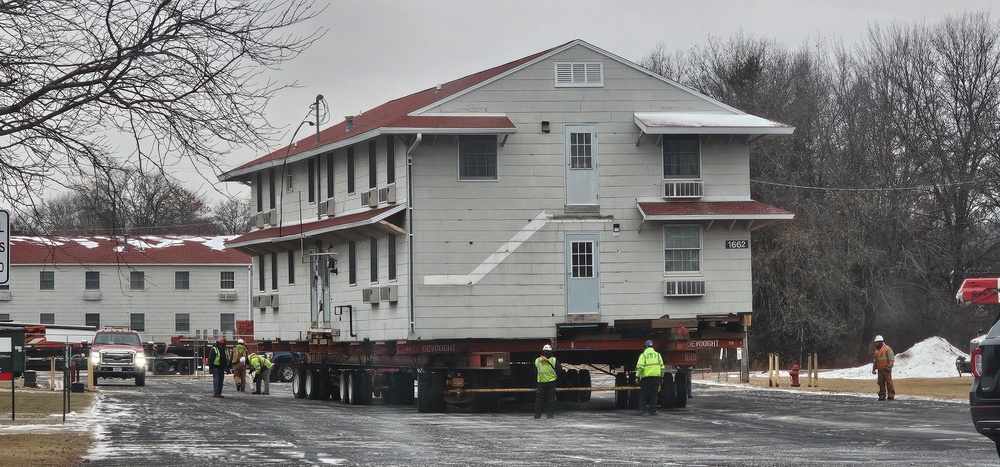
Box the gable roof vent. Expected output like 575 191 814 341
555 61 604 87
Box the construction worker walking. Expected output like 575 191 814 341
636 340 664 415
231 339 249 392
247 353 273 395
872 335 896 401
533 344 559 419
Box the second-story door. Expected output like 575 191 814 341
564 124 599 210
566 232 600 315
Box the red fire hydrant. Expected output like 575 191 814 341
790 364 800 387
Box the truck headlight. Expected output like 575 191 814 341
135 355 146 367
90 353 100 364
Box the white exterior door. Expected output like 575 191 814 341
564 124 599 208
566 233 600 315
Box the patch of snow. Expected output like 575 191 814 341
823 336 970 379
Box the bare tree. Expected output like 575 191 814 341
0 0 323 224
212 197 253 235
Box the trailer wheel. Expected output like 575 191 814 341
614 372 628 409
292 368 306 399
565 369 581 402
673 370 688 408
659 372 675 408
555 369 570 401
429 371 447 413
417 372 431 412
135 373 145 387
340 371 352 404
305 370 320 399
177 360 192 375
626 373 639 410
579 369 592 402
153 361 169 375
394 371 415 405
355 371 373 405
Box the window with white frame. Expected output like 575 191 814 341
130 271 145 291
664 225 702 273
221 313 235 333
175 271 190 290
176 313 190 333
130 313 145 332
85 271 100 290
85 313 100 328
40 313 55 324
40 271 54 290
458 135 498 181
555 61 604 87
663 135 701 178
220 271 235 290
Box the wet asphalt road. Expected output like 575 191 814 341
79 375 994 466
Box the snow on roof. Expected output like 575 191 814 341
10 235 250 265
823 336 970 379
634 112 795 135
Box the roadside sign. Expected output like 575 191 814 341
0 209 7 285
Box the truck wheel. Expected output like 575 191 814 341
340 371 352 404
673 370 688 408
579 369 592 402
135 373 145 387
177 360 192 375
659 373 675 408
304 370 316 399
153 361 169 375
292 369 306 399
278 364 295 383
614 372 628 409
351 371 373 405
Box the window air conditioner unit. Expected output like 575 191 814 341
319 198 336 217
663 181 704 199
379 184 397 204
363 286 380 304
663 280 706 297
83 291 103 301
252 295 261 307
269 293 279 309
366 188 379 208
380 285 398 303
265 209 278 226
218 291 237 301
254 212 266 228
0 291 12 301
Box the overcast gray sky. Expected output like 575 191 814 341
198 0 997 201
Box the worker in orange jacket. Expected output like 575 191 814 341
871 335 895 401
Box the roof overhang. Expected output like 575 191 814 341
637 200 794 232
634 112 795 135
226 204 407 252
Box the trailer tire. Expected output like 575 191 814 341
153 361 169 375
305 370 324 400
579 369 592 402
177 360 192 375
429 371 447 413
614 372 628 409
292 368 306 399
417 372 431 412
340 371 352 404
659 372 675 408
673 370 688 408
135 373 145 387
555 369 570 401
395 371 415 405
350 371 373 405
627 373 639 410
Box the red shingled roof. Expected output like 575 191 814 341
222 41 568 179
226 205 405 248
10 236 251 265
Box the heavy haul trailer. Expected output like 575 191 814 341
259 318 748 413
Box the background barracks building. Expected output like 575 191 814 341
222 39 794 346
0 236 251 342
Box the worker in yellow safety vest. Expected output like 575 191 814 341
534 344 560 419
871 335 895 401
247 353 273 395
635 340 664 415
230 339 249 392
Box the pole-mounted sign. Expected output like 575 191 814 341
0 209 8 285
